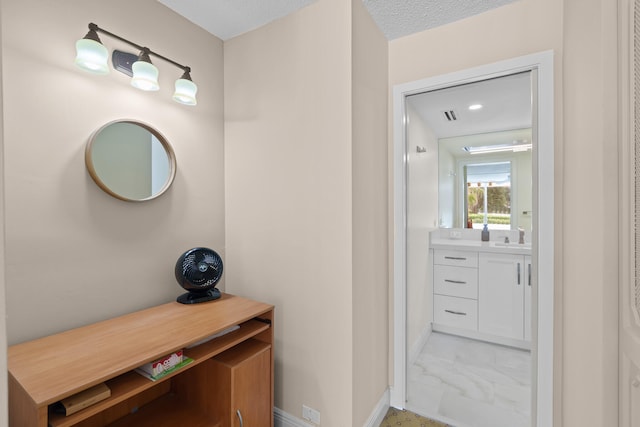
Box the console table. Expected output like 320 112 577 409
8 293 274 427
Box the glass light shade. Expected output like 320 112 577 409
75 38 109 75
131 60 159 91
173 78 198 106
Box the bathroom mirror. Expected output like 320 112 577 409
437 128 532 230
85 120 176 202
405 71 533 230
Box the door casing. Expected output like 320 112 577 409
391 50 555 427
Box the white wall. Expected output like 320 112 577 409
405 103 438 357
437 148 455 228
1 0 224 344
514 151 533 231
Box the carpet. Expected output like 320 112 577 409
379 408 449 427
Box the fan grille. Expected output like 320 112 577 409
175 248 223 291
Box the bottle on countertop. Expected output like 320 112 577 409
481 224 490 241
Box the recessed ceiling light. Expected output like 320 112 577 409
468 104 483 110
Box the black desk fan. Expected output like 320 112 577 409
175 247 223 304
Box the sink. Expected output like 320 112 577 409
492 242 531 248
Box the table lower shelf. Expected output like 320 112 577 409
105 393 220 427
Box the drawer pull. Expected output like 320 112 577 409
237 409 244 427
445 309 467 316
444 256 467 261
444 279 467 284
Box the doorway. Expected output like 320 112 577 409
391 51 554 427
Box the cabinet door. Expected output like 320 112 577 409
211 340 272 427
478 253 524 340
232 346 271 426
524 255 532 342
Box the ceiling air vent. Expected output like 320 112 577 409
443 110 457 121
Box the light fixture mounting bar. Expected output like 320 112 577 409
88 23 191 72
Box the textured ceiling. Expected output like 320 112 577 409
157 0 520 41
363 0 520 40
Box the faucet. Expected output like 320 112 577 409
519 228 525 244
504 236 510 244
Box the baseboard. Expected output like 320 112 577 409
409 323 432 365
274 407 315 427
363 388 390 427
275 388 390 427
432 323 531 350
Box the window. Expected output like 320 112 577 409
464 162 511 230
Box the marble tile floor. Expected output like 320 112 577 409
406 332 531 427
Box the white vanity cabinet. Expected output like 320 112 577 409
432 250 478 332
430 236 532 349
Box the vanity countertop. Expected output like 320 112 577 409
430 238 532 255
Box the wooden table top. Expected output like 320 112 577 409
8 293 273 406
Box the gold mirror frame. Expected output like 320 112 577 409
85 120 177 202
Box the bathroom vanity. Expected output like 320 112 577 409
430 229 532 349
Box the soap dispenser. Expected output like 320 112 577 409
481 224 490 241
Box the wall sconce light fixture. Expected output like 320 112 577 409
75 23 197 106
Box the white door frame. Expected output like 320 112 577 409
391 51 555 427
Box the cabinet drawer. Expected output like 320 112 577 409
434 265 478 299
433 295 478 331
434 250 478 268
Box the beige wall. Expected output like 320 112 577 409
1 0 224 344
0 0 622 425
351 0 389 424
389 1 563 86
0 0 7 424
390 0 619 425
224 0 354 423
225 0 389 424
562 0 619 425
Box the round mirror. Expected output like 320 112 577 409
85 120 177 202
